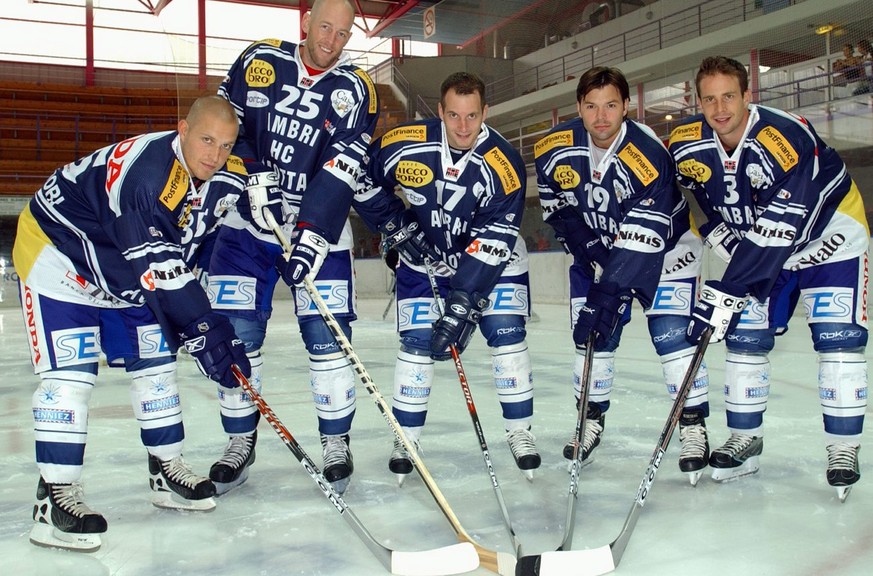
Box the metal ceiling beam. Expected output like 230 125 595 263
365 0 424 39
459 0 557 49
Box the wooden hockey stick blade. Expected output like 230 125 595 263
230 366 480 576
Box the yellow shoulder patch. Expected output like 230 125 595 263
756 125 798 171
553 165 580 189
381 125 427 148
160 161 189 211
261 39 282 47
484 147 521 194
225 155 246 175
534 130 573 159
246 59 275 88
395 161 433 187
677 158 712 183
618 143 658 186
354 69 378 114
668 122 702 146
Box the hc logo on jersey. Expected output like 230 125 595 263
51 327 100 368
208 276 257 310
398 298 439 331
650 283 692 314
803 288 854 323
487 284 528 314
137 325 171 359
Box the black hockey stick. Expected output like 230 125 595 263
516 330 711 575
382 273 397 320
230 365 478 576
423 257 524 558
266 214 515 575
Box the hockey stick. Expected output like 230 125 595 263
266 214 515 575
423 257 524 557
517 330 711 575
382 273 397 320
230 365 478 576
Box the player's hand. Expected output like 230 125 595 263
238 170 284 232
573 281 632 349
700 220 740 263
686 280 747 344
180 313 250 388
380 211 439 266
276 226 330 287
430 290 488 359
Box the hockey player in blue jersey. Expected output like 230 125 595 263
535 66 710 484
13 96 252 551
354 71 541 483
207 0 379 495
670 56 869 500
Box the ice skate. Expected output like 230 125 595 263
709 433 763 482
826 443 860 503
388 436 421 487
149 454 217 511
322 434 353 495
678 412 709 486
506 428 541 481
563 404 605 470
210 430 257 495
30 477 107 552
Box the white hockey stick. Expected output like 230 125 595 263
266 214 515 575
230 366 477 576
517 331 711 575
423 257 524 557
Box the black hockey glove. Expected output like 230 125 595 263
430 290 488 360
237 170 285 233
686 280 747 344
379 211 439 266
276 225 330 287
573 281 632 349
180 313 250 388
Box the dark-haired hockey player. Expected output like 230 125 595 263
535 66 710 484
670 56 868 501
354 71 540 483
14 96 252 551
207 0 378 495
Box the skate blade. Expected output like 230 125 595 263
835 485 852 503
685 469 704 486
29 522 102 552
213 468 250 496
711 456 760 483
395 472 411 487
151 491 216 511
521 468 534 482
330 477 351 495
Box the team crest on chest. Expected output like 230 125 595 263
331 89 355 117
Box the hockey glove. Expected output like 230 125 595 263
379 211 439 266
237 170 284 232
276 225 330 287
180 313 251 388
700 220 740 263
573 281 632 349
686 280 748 344
430 290 488 359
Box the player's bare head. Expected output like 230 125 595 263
576 67 629 106
695 56 748 96
178 95 238 181
439 72 486 109
301 0 355 70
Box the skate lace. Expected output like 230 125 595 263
719 433 755 456
506 429 538 457
826 443 858 469
391 437 421 460
51 482 95 518
323 436 351 469
216 435 253 468
161 456 207 489
582 419 604 451
679 424 707 458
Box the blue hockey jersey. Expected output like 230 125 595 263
669 104 869 300
14 131 247 338
218 38 379 243
354 118 527 297
535 117 691 307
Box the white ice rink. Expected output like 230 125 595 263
1 295 871 576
